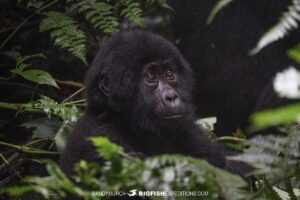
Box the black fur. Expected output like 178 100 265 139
60 31 247 179
171 0 300 135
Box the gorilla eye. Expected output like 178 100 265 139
165 69 175 78
145 71 157 81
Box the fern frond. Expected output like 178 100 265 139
263 177 283 200
119 0 144 27
207 0 234 24
144 155 249 199
250 0 300 55
285 179 298 200
39 11 87 64
231 127 300 198
67 0 119 34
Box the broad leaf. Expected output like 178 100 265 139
12 69 59 88
21 118 61 139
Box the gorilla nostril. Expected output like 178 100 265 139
163 92 180 108
166 94 178 102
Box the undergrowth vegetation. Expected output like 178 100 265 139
0 0 300 199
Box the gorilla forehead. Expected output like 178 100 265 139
102 30 183 72
87 31 188 84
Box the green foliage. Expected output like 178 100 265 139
250 0 300 54
273 186 300 200
40 11 87 64
233 129 299 177
208 0 300 55
288 43 300 64
1 137 249 200
118 0 144 27
10 53 59 88
67 0 119 34
207 0 234 24
285 179 298 200
34 1 165 63
250 102 300 131
143 155 248 200
196 117 216 133
21 118 61 139
23 95 81 123
1 160 88 199
231 127 300 199
263 177 282 200
90 136 124 160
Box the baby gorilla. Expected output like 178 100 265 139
60 30 246 177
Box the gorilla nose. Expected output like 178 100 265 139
163 91 180 107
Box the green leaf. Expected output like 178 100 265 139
67 0 119 34
12 69 59 88
250 0 300 55
23 95 81 122
196 117 216 132
119 0 144 27
288 44 300 64
10 54 58 88
21 118 61 139
263 178 282 200
1 186 34 197
16 53 46 66
90 136 123 160
39 12 87 64
250 103 300 131
207 0 234 24
13 63 31 72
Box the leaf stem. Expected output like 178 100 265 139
0 141 60 155
62 87 85 103
55 79 84 88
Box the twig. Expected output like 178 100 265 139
0 102 20 110
62 87 85 103
216 136 245 143
0 153 9 165
0 101 43 114
55 79 84 88
0 152 19 170
0 141 60 155
25 138 54 146
63 99 86 106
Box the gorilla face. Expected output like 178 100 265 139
128 56 195 133
86 30 194 132
140 60 186 119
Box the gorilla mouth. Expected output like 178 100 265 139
161 114 182 119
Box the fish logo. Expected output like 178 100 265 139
128 189 137 196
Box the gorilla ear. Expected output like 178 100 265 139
99 76 110 96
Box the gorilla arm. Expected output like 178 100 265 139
178 124 250 177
